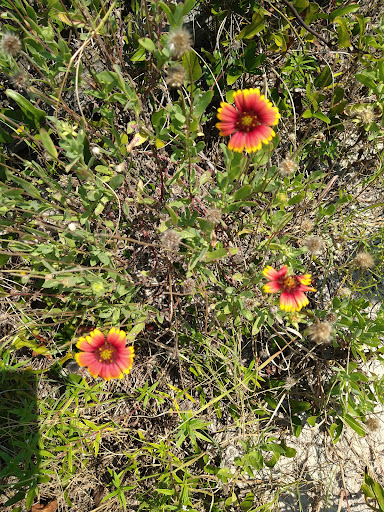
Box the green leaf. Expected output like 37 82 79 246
341 414 365 436
240 492 254 511
313 111 331 123
293 0 309 8
156 488 175 495
182 51 202 81
314 65 332 88
138 37 156 53
131 46 146 62
109 174 125 190
6 172 41 198
329 4 360 21
290 400 311 413
233 184 252 201
288 193 304 205
227 72 242 86
333 16 351 47
307 416 317 427
0 126 14 143
236 13 265 40
39 128 58 159
364 473 384 511
25 486 38 510
6 89 46 127
158 2 174 25
194 90 213 119
165 205 179 225
355 73 377 91
205 247 238 262
330 420 343 443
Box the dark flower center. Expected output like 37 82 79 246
235 112 260 133
97 343 117 363
279 275 299 292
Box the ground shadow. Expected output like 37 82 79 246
0 369 39 508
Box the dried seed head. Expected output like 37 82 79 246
327 313 337 324
365 417 380 432
356 107 375 125
339 287 352 297
353 251 374 269
307 321 332 344
11 71 27 89
284 376 296 389
205 208 222 225
161 230 181 251
305 235 324 255
167 28 193 58
1 34 21 56
183 277 195 294
279 158 297 177
301 218 314 233
67 222 79 232
90 145 101 156
165 65 187 88
243 298 256 310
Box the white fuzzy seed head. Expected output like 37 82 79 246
353 251 374 269
339 287 351 297
90 145 101 156
11 71 27 89
183 277 195 294
243 298 256 310
307 322 332 344
205 209 222 225
68 222 78 232
357 107 375 125
301 219 314 233
167 28 193 58
162 230 181 251
1 34 21 56
279 158 297 177
305 235 324 255
165 65 187 88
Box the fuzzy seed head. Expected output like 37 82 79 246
161 230 181 251
357 107 375 125
339 287 351 297
165 65 187 88
1 34 21 56
365 417 380 432
167 28 193 58
183 277 195 294
353 251 374 269
284 376 296 389
307 322 332 344
301 219 314 233
68 222 79 232
243 298 256 310
90 145 101 156
327 313 337 324
279 158 297 177
11 71 27 89
305 235 324 255
205 208 222 225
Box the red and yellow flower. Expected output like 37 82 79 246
216 88 280 153
262 265 316 312
75 327 134 381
